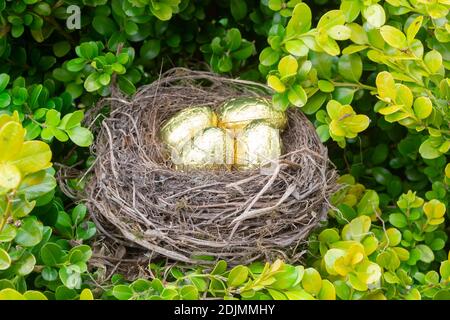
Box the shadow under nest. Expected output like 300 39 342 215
61 68 339 280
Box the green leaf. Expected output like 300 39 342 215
77 42 99 60
0 73 10 92
416 244 434 263
211 260 227 275
259 47 280 66
340 0 362 22
285 40 308 57
338 54 362 82
0 224 16 242
389 213 407 228
15 216 43 247
66 58 86 72
40 242 65 266
117 76 136 96
303 92 328 115
318 80 335 93
287 84 307 108
140 40 161 60
84 73 102 92
52 41 71 58
218 55 233 72
59 265 82 289
419 138 442 159
227 265 249 287
230 0 247 21
14 251 36 276
180 285 199 300
268 0 282 11
316 124 330 142
66 126 93 147
0 92 11 108
357 190 379 216
225 28 242 51
150 2 173 21
380 25 407 49
0 248 11 270
231 41 254 60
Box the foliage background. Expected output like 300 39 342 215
0 0 449 300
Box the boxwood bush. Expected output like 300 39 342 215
0 0 449 300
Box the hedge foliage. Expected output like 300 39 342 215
0 0 449 300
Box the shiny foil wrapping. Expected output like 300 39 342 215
176 127 234 170
159 106 218 153
218 97 287 131
235 120 282 169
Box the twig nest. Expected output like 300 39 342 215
80 68 338 267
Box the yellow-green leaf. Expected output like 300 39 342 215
424 50 442 73
376 71 396 101
0 121 25 162
301 268 322 295
327 25 351 40
23 291 48 300
0 288 25 300
0 163 21 189
318 279 336 300
79 288 94 300
413 96 433 119
278 55 298 79
10 141 52 176
380 25 407 49
267 75 286 93
406 16 423 44
423 199 446 220
362 4 385 28
395 84 413 109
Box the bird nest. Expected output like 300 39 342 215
71 68 338 269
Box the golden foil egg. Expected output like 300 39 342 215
235 120 282 169
175 127 234 170
159 106 218 153
218 97 287 131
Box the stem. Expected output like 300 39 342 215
332 82 377 91
0 194 13 233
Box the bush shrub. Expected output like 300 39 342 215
0 0 448 300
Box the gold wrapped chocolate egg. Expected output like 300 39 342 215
235 120 282 169
160 106 218 153
218 97 287 131
176 127 234 170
